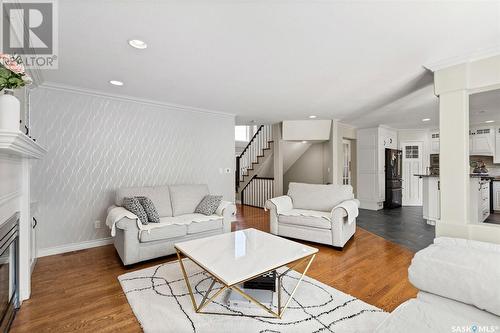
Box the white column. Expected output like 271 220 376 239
272 123 283 196
19 159 31 301
438 90 469 227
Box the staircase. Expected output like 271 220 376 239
236 125 273 200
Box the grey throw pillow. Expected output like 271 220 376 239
195 195 223 215
123 197 149 225
137 196 160 223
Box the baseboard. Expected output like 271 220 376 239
37 237 114 258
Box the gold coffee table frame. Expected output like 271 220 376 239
175 248 316 319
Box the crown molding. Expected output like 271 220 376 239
0 130 47 159
424 45 500 72
39 82 236 118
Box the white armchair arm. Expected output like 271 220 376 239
265 196 293 235
265 196 293 214
215 200 236 233
330 199 359 248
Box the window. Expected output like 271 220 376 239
405 145 419 159
235 126 249 141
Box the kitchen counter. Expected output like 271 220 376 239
414 174 496 179
418 175 492 225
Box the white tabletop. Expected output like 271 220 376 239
175 228 318 286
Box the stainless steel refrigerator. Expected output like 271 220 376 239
384 148 402 208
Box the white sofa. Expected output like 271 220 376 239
375 237 500 332
265 182 359 248
107 184 235 265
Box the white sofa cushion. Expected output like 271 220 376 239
279 214 331 230
139 223 187 243
116 185 173 217
186 216 223 234
408 241 500 316
169 184 210 216
287 182 354 211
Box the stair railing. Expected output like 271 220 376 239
235 125 273 191
241 176 275 208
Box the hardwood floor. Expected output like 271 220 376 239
11 205 417 332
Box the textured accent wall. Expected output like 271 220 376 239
30 87 235 251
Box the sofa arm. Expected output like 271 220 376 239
215 201 236 233
265 196 293 214
115 216 139 231
330 199 359 247
265 196 293 235
330 199 360 220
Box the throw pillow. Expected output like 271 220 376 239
123 197 149 225
195 195 223 215
136 196 161 223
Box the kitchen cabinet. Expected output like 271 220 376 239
357 126 398 210
422 176 440 225
470 178 490 223
494 180 500 212
469 127 495 156
430 132 440 154
420 176 490 224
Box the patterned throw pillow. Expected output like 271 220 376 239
195 195 223 216
137 196 160 223
123 197 149 225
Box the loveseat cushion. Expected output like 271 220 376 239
116 185 173 217
184 214 223 234
279 212 331 230
287 182 354 211
139 222 187 243
169 184 209 216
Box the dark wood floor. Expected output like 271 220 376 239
11 205 417 332
356 207 435 252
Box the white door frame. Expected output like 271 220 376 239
342 139 352 185
401 141 424 206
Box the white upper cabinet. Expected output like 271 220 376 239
469 127 495 156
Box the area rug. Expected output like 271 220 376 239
118 259 388 333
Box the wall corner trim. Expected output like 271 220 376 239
38 82 236 118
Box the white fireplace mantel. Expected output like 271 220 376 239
0 131 46 159
0 130 46 303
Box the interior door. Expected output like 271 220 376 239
342 139 351 185
402 142 423 206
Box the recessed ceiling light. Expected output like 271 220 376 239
109 80 124 86
422 118 431 122
301 140 307 144
309 115 317 119
485 120 495 123
128 39 147 49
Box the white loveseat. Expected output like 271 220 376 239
107 184 235 265
375 237 500 332
265 182 359 248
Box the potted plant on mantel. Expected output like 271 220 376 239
0 54 32 132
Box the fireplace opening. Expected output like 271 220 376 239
0 213 19 332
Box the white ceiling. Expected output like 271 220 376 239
42 1 500 128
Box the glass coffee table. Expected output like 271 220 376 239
175 228 318 318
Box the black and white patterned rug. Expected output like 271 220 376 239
118 259 388 333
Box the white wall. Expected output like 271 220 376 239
284 143 325 193
30 86 235 253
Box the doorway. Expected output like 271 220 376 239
401 142 424 206
342 139 352 185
